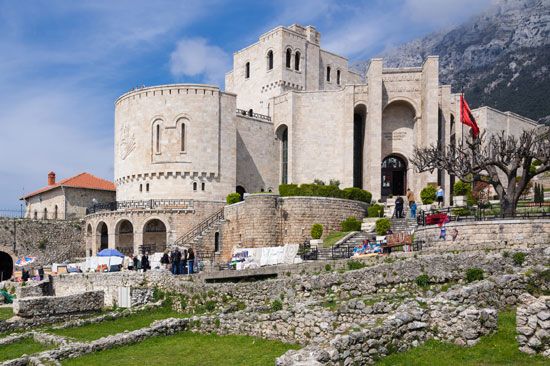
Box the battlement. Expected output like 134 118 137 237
115 84 225 106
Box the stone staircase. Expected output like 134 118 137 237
390 217 417 233
173 209 224 255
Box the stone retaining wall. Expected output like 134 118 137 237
13 291 104 318
415 219 550 251
221 194 368 260
517 293 550 357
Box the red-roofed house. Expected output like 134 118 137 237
20 172 116 220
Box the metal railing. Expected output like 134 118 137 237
174 208 224 246
236 108 271 122
0 210 25 219
418 205 550 226
86 199 194 214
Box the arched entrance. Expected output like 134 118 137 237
353 104 366 188
143 219 167 254
0 251 14 282
96 222 109 251
115 220 134 256
381 155 407 197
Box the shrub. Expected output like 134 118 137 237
347 260 366 271
342 187 372 203
512 252 526 266
325 264 332 272
415 274 430 288
466 268 484 283
341 216 362 232
453 180 470 196
367 204 384 218
375 218 391 235
310 224 323 239
226 193 241 204
205 300 216 312
279 184 299 196
420 185 437 204
271 299 283 312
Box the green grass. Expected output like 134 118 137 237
48 306 186 341
0 306 13 320
62 332 299 366
323 231 352 247
377 311 548 365
0 338 51 362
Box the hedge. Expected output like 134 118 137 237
367 204 384 217
420 185 437 204
341 217 361 232
279 183 372 203
226 193 241 204
375 218 392 235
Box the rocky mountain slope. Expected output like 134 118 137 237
356 0 550 124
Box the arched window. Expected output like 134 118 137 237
285 48 291 68
278 126 288 184
193 182 197 191
337 69 341 85
181 122 186 152
33 210 37 219
43 207 48 220
267 50 273 70
326 66 331 82
201 182 205 191
245 62 250 78
146 183 150 192
54 205 58 220
294 51 301 71
155 124 160 153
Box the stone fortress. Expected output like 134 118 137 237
84 24 539 259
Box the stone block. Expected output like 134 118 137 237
13 291 104 318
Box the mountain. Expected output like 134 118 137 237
356 0 550 124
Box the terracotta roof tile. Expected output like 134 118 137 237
21 172 115 200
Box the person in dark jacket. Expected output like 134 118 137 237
395 196 404 218
133 255 139 271
160 251 170 271
38 266 45 281
175 248 182 275
181 249 187 275
141 252 150 273
22 268 30 282
187 248 195 274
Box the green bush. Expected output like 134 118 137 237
367 204 384 218
415 274 430 288
512 252 526 266
466 268 484 283
453 180 470 196
375 218 392 235
205 301 216 312
420 185 437 204
342 187 372 203
226 193 241 204
310 224 323 239
341 216 362 232
278 184 299 196
325 264 332 272
347 260 366 271
271 299 283 312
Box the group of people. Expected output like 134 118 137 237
393 186 446 219
20 266 45 282
127 253 150 272
160 248 195 275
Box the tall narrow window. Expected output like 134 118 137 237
140 184 143 192
285 48 291 68
44 208 48 220
155 124 160 153
146 183 150 192
337 69 341 85
201 182 205 191
245 62 250 78
267 50 273 70
326 66 331 82
181 123 186 152
193 182 197 191
294 51 300 70
281 127 288 184
34 211 37 219
54 205 58 220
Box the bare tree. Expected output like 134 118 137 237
411 127 550 216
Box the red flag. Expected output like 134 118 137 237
460 94 480 138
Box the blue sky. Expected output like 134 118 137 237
0 0 492 210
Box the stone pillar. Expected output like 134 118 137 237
364 59 383 200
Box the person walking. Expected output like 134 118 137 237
436 186 444 208
395 196 404 218
406 188 415 208
188 248 195 274
160 251 170 271
410 201 417 219
172 248 181 275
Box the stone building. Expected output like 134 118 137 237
84 24 539 259
21 172 115 220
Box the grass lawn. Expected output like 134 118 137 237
377 311 548 366
62 332 300 366
323 231 352 247
0 338 51 362
48 306 187 341
0 306 13 320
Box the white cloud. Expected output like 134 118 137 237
402 0 492 28
169 38 231 85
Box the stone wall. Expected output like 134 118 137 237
416 219 550 251
13 291 104 318
0 218 84 267
517 293 550 357
221 194 368 260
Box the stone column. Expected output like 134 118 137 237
364 59 383 200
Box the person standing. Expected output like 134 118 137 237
38 266 45 281
160 251 170 271
141 252 150 273
410 201 417 219
188 248 195 274
133 255 139 271
181 249 188 275
395 196 404 218
406 188 415 208
436 186 444 208
174 248 182 275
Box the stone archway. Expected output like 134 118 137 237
142 219 167 254
381 155 407 197
0 251 14 282
115 220 134 256
96 222 109 252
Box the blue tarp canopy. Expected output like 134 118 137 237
97 248 125 258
